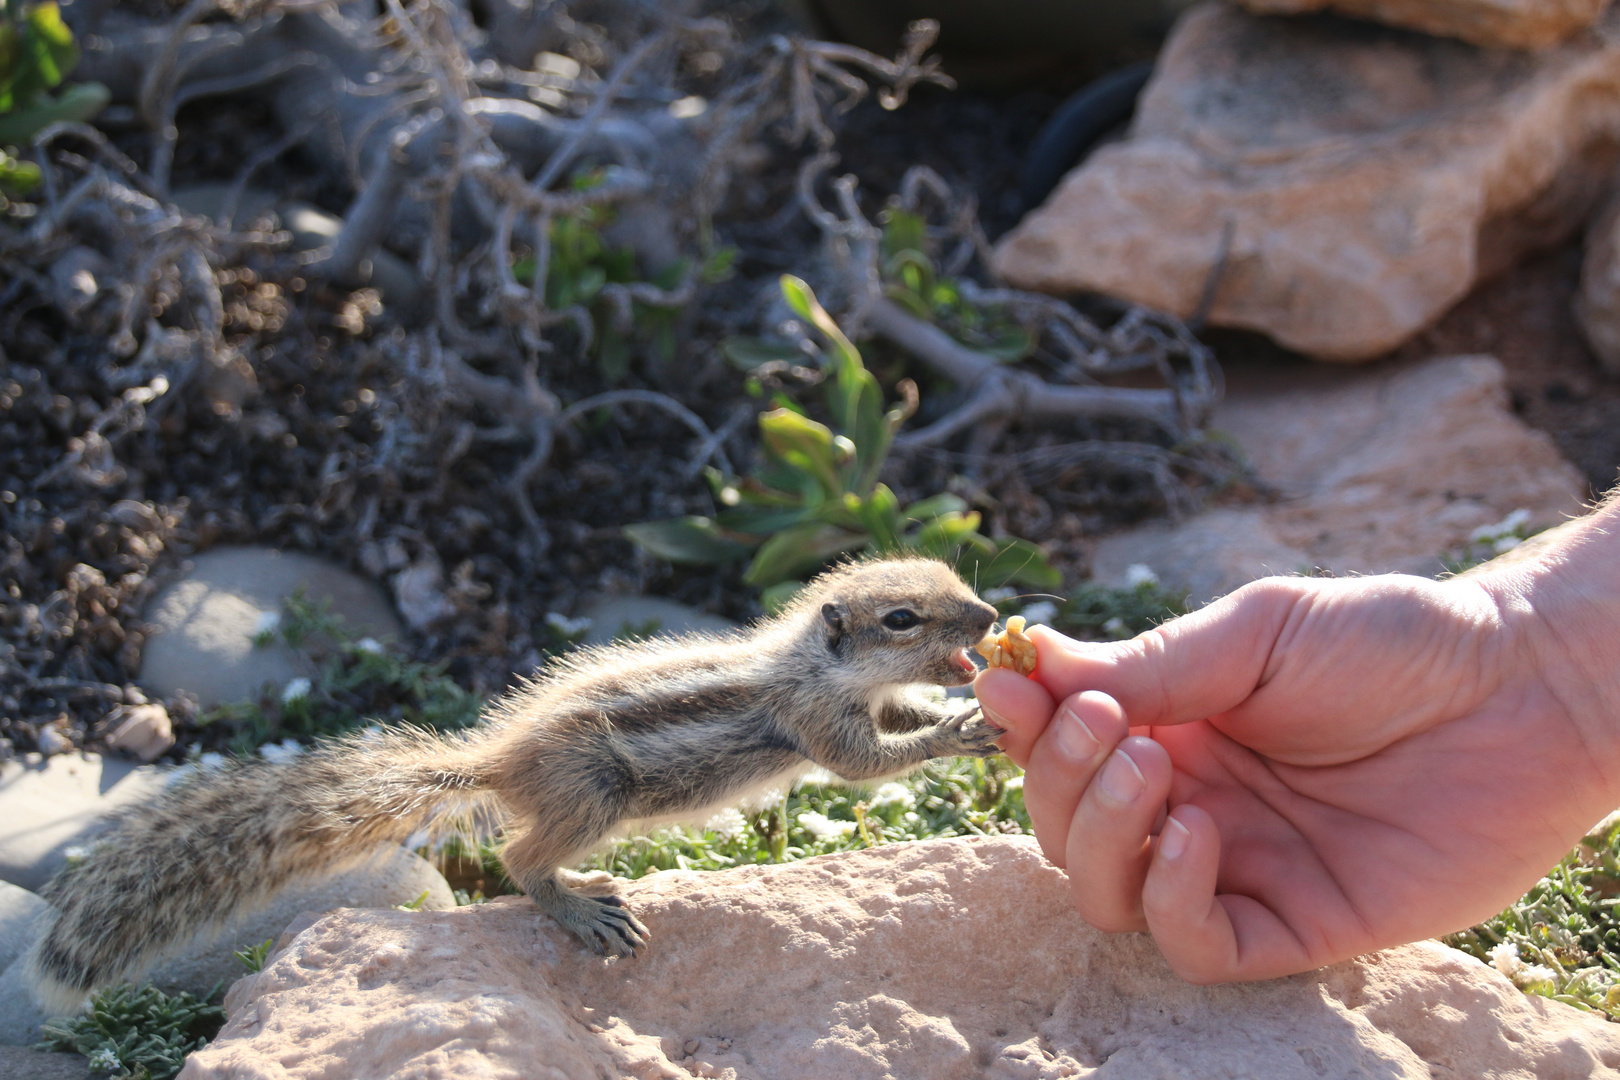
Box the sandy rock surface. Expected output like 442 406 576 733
1577 189 1620 376
182 836 1620 1080
139 546 402 708
1230 0 1605 48
0 753 170 893
1092 354 1586 602
994 2 1620 362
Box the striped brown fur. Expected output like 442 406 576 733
26 556 1001 1011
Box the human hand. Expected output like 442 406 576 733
975 551 1620 983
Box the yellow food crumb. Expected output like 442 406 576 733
976 615 1038 676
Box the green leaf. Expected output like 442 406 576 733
759 580 804 615
0 2 77 113
853 485 903 553
880 208 928 262
778 275 863 385
908 510 992 562
622 518 753 565
700 245 738 284
0 145 38 195
0 77 104 144
713 504 812 536
903 493 968 522
721 336 804 371
963 538 1063 592
843 367 892 495
975 326 1036 363
743 522 866 587
759 408 843 498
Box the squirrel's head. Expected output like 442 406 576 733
800 557 998 687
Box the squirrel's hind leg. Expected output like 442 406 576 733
501 829 649 957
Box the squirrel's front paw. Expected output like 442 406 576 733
939 705 1005 758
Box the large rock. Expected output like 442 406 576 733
180 836 1620 1080
1231 0 1606 49
145 844 456 1003
994 2 1620 362
0 846 453 1046
0 882 49 974
1576 189 1620 376
1091 354 1587 602
0 753 169 892
140 547 402 708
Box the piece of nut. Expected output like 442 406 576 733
976 615 1038 676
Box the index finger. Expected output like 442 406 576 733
1025 583 1295 728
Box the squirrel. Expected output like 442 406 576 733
25 556 1004 1012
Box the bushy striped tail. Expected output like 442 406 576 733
24 726 496 1012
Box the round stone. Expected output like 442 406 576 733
139 548 402 709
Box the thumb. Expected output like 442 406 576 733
1031 580 1297 728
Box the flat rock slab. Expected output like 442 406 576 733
0 844 452 1046
0 754 169 893
1092 354 1587 602
994 2 1620 361
140 547 402 708
0 1045 89 1080
0 882 49 975
183 837 1620 1080
1232 0 1605 48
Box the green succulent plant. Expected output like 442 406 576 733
0 0 109 152
626 275 1060 605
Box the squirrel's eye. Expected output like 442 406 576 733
882 609 920 630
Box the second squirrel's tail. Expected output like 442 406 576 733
24 725 497 1012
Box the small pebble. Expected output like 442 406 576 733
35 727 71 757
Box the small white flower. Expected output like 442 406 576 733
799 767 837 787
1488 941 1524 977
1102 616 1130 639
704 807 748 840
280 677 312 704
902 811 920 824
1515 964 1558 988
981 586 1018 603
62 845 89 864
259 739 305 764
797 810 857 841
1019 600 1059 625
1004 774 1025 791
87 1047 121 1073
355 637 385 654
743 786 786 810
870 782 916 810
197 751 228 770
545 612 593 637
1492 535 1523 555
1124 564 1159 588
253 610 282 638
1470 507 1532 543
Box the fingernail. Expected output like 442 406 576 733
981 705 1010 731
1159 816 1190 860
1054 707 1100 761
1096 749 1145 805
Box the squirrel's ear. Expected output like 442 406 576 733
821 601 847 654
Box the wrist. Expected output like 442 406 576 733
1469 498 1620 802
